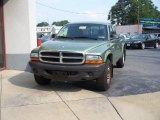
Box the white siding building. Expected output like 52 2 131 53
36 25 62 35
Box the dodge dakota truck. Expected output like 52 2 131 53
29 22 126 91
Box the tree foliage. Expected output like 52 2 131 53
52 20 69 26
108 0 160 25
37 22 49 27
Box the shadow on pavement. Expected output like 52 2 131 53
8 72 82 92
8 69 160 97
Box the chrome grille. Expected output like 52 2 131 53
39 51 84 64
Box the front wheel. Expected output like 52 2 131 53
154 42 159 48
34 75 51 85
140 43 145 49
96 59 112 91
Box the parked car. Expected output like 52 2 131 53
126 34 159 49
37 35 51 47
41 35 51 43
152 33 160 44
29 22 126 91
37 33 44 38
119 33 131 41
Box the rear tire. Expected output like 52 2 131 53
96 59 112 91
154 42 159 48
34 75 51 85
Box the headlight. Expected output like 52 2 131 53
30 53 39 61
86 55 99 60
85 55 103 64
30 53 39 58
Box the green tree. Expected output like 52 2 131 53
37 22 49 27
108 0 160 25
52 20 69 26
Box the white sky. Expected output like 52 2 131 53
36 0 160 24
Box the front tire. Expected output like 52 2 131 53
154 42 159 48
34 75 51 85
140 43 145 49
96 59 112 91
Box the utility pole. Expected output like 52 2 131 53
137 0 140 33
138 6 140 33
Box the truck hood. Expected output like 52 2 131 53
39 39 108 53
126 39 144 43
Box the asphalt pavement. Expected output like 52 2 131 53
107 47 160 96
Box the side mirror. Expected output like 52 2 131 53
110 31 118 40
51 34 56 38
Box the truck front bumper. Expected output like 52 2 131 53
29 61 106 81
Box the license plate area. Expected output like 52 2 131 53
127 44 130 46
46 71 78 78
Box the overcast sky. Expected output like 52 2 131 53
36 0 160 24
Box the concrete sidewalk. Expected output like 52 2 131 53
0 70 160 120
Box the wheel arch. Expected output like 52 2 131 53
104 52 113 64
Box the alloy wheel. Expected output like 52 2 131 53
156 43 159 48
142 43 145 49
106 64 111 85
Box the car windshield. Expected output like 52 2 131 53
131 34 146 40
56 23 108 40
41 35 49 39
37 33 44 38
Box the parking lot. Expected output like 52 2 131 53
0 47 160 120
108 47 160 96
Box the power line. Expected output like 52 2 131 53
36 2 107 15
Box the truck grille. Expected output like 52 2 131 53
39 51 84 64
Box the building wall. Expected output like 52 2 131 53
3 0 36 71
116 24 143 34
0 0 5 68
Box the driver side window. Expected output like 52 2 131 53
109 25 116 40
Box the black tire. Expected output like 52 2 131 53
154 42 159 48
96 59 112 91
116 51 125 68
34 75 51 85
140 43 145 49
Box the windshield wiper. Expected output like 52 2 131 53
57 36 74 39
73 36 98 40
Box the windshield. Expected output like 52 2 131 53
131 34 146 40
56 23 108 40
41 35 49 39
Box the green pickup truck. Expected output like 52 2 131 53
29 22 126 91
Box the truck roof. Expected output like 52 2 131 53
67 22 111 26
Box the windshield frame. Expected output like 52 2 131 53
56 23 108 41
130 34 147 40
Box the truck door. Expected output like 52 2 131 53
108 25 120 64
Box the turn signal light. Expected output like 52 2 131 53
85 60 103 64
31 57 40 61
